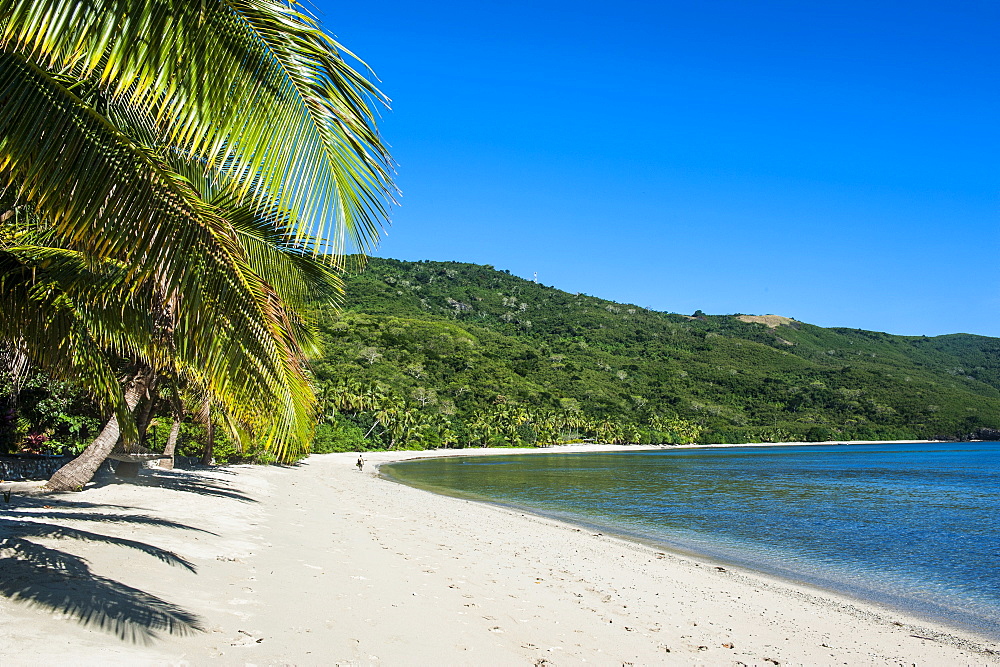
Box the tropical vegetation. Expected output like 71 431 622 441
309 258 1000 450
6 257 1000 462
0 1 393 488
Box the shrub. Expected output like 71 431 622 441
312 417 373 453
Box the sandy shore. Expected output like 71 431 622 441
0 446 997 665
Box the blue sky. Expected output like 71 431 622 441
315 0 999 337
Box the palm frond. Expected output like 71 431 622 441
1 0 394 257
0 57 315 456
0 0 391 462
0 247 142 441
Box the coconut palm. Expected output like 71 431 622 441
0 0 394 489
0 219 161 486
44 160 352 488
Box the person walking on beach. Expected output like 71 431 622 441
356 455 365 472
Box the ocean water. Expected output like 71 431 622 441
382 442 1000 638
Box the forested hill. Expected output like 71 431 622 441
312 257 1000 445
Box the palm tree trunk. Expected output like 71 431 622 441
0 344 29 452
158 392 184 470
200 404 214 466
134 385 159 448
159 415 182 470
45 370 150 491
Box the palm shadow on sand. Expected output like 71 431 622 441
92 467 259 503
0 499 207 644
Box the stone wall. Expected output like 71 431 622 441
1 454 211 481
0 455 74 481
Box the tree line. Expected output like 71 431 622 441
314 380 704 452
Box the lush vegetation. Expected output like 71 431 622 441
310 258 1000 450
7 257 1000 460
0 1 392 486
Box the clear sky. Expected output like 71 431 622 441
315 0 999 337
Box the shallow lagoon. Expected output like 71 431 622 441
384 442 1000 638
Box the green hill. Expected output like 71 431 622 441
8 257 998 458
311 257 1000 448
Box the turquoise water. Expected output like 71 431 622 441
383 442 1000 638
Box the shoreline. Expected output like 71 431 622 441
375 443 1000 643
365 438 961 466
360 448 1000 664
0 446 997 664
0 438 962 495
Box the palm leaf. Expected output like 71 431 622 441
0 246 146 441
1 0 394 257
0 1 393 461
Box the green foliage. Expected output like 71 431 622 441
313 416 375 453
1 0 394 469
0 371 101 455
9 256 1000 457
310 258 1000 447
145 417 276 465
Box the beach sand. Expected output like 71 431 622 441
1 446 997 665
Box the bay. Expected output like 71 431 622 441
382 442 1000 638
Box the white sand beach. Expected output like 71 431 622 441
1 446 997 666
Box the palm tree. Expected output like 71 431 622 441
0 1 394 489
155 384 184 470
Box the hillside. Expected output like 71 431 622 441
311 257 1000 446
